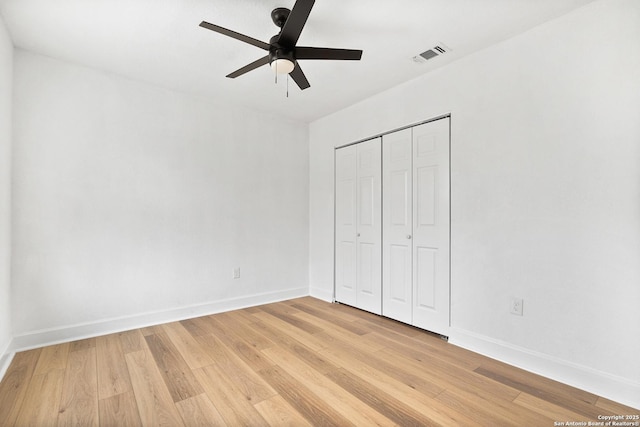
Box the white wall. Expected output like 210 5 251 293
0 14 13 373
309 0 640 408
11 50 309 346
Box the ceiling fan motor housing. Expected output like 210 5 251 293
269 34 295 68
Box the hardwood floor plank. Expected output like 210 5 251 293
0 348 42 426
595 396 640 413
98 391 143 426
260 301 302 315
359 326 481 371
435 389 522 426
513 391 587 422
254 395 314 427
205 315 277 372
119 329 145 354
290 301 370 335
58 347 99 427
436 390 528 427
309 319 387 353
125 349 185 426
337 303 425 337
34 342 70 375
223 307 265 325
474 365 604 418
139 325 165 336
293 298 372 325
175 393 227 426
315 330 444 398
144 332 204 402
193 364 270 426
366 348 446 397
214 311 275 350
70 338 97 352
376 345 519 402
433 383 554 426
326 367 442 426
477 360 599 404
196 333 277 404
291 306 364 341
96 333 132 399
258 364 356 427
262 345 396 427
277 298 304 307
259 303 324 335
251 319 336 375
179 318 211 337
318 345 478 426
185 315 220 336
14 370 65 427
161 322 215 369
251 310 327 352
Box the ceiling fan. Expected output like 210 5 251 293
199 0 363 90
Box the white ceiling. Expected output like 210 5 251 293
0 0 595 122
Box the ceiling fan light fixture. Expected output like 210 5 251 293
271 58 295 74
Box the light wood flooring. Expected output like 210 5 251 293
0 297 637 426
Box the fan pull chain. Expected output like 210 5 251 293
287 74 289 98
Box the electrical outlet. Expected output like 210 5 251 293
510 298 524 316
233 267 240 279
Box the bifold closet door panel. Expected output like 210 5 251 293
382 128 413 324
334 138 382 314
412 118 450 335
354 138 382 315
335 145 358 307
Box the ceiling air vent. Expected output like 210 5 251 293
413 44 450 64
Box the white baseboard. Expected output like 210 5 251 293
0 341 15 383
449 327 640 410
10 287 309 353
309 286 333 302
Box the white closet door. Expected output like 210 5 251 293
412 118 450 335
335 145 357 307
334 138 381 314
382 129 413 323
355 138 382 314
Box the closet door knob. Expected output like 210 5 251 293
406 234 412 239
357 233 361 237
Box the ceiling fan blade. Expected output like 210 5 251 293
226 56 270 78
200 21 270 50
295 47 363 61
277 0 315 47
289 63 310 90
